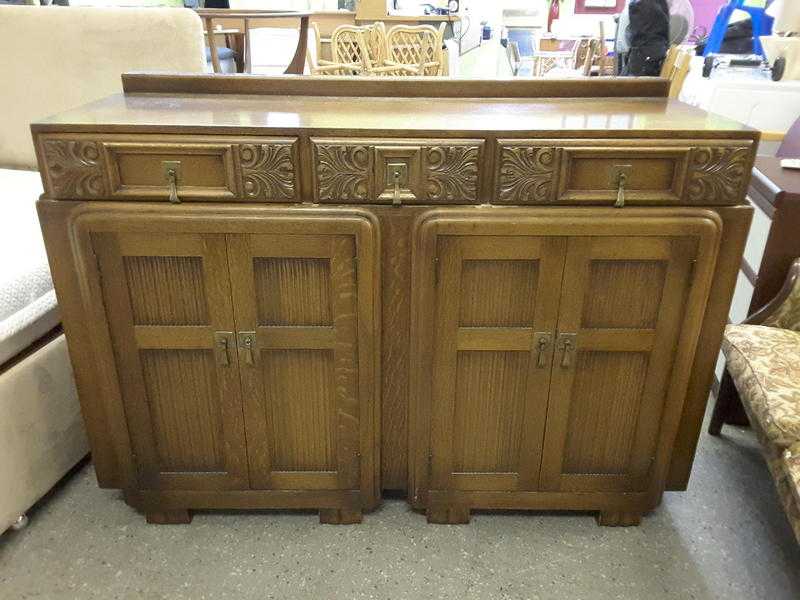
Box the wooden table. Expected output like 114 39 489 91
197 9 310 75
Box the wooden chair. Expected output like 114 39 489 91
582 38 601 76
386 23 446 76
329 25 370 76
573 38 593 70
507 40 522 76
660 46 693 98
306 23 362 76
362 22 420 76
540 37 597 79
592 21 615 76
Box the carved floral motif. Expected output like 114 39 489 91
497 146 558 204
42 139 105 198
687 146 750 204
425 146 480 203
316 145 371 201
239 143 295 200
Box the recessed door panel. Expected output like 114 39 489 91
429 235 567 492
540 236 701 492
228 233 366 492
92 232 248 491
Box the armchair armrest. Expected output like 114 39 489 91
381 60 423 75
315 62 362 71
747 258 800 331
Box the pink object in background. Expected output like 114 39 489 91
690 0 728 35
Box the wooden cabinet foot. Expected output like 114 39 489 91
319 508 362 524
145 509 192 525
596 511 642 527
426 505 470 524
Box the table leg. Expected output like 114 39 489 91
285 15 309 75
205 17 222 74
244 17 252 74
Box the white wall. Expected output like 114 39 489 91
483 0 617 39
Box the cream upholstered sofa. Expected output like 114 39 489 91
0 6 205 535
711 259 800 543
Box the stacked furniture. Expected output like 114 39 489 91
34 74 755 526
307 22 363 75
0 5 206 535
324 22 446 76
714 259 800 542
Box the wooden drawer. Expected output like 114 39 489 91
311 138 484 204
495 139 754 206
38 134 299 202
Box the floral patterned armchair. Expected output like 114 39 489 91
710 258 800 542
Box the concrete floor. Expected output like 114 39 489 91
2 413 799 600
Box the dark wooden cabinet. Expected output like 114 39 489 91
35 75 755 526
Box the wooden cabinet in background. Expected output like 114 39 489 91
35 75 756 526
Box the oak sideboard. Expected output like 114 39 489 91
34 74 756 526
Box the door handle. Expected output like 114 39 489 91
238 331 256 366
557 333 577 369
214 331 234 366
534 332 553 368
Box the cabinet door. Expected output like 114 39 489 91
428 235 567 492
92 232 249 490
539 236 702 492
227 233 367 492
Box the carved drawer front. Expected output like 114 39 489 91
495 140 753 206
38 134 298 202
312 138 484 204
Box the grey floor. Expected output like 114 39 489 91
2 413 800 600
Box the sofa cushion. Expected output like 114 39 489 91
206 46 237 61
723 324 800 448
0 168 59 366
0 6 205 170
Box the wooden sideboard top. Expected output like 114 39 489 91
32 75 758 141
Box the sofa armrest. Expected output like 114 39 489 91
748 258 800 331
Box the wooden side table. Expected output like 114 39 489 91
198 9 310 75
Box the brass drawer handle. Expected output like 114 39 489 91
167 168 180 203
614 172 627 208
163 160 182 204
392 170 402 207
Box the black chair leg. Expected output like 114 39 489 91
709 369 748 435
